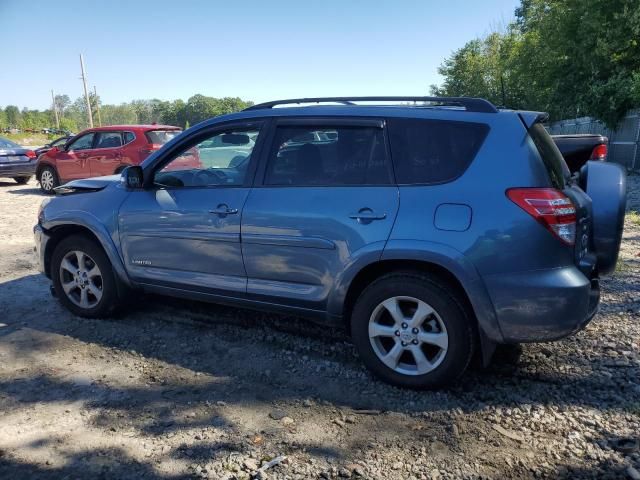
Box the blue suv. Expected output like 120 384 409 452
34 96 627 389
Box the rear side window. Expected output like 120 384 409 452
95 131 123 149
146 129 181 145
264 125 391 186
123 131 136 144
528 123 568 188
388 118 489 184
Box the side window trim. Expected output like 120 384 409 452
255 117 393 187
145 120 267 190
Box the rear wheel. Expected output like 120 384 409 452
38 166 59 193
51 235 119 318
350 272 474 389
13 176 31 185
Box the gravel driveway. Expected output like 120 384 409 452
0 176 638 480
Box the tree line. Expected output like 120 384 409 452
431 0 640 127
0 94 253 133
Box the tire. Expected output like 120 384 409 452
51 235 120 318
38 165 59 194
350 272 474 389
13 176 31 185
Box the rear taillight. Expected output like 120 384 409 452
140 143 161 155
26 150 36 159
507 188 577 245
590 143 607 160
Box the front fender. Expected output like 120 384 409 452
43 211 132 288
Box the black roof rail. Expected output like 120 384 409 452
245 96 498 113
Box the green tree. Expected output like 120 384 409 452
5 105 20 127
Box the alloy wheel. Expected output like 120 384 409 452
58 250 103 309
368 296 449 376
40 170 54 191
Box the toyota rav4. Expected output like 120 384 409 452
33 97 627 389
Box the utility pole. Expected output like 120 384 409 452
79 54 93 128
94 85 102 127
51 89 60 129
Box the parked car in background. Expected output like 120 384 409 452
34 135 74 158
552 134 608 174
35 124 191 193
34 96 627 389
0 136 37 184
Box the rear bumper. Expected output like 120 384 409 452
33 223 51 277
0 161 36 177
483 266 600 343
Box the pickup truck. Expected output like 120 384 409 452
552 134 608 173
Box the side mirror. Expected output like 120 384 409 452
121 166 144 189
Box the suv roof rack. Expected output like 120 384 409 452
245 96 498 113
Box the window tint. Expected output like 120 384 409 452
265 125 390 186
67 133 95 151
529 123 568 188
123 131 136 144
153 129 259 188
388 119 489 184
146 129 180 145
95 131 123 149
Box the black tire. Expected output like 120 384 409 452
13 176 31 184
350 272 474 389
51 235 120 318
38 165 60 194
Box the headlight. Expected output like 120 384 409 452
37 197 52 224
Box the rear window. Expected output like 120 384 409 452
388 118 489 184
145 129 180 145
529 123 568 188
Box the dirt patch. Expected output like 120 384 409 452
0 176 639 479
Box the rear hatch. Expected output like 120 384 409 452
524 120 597 277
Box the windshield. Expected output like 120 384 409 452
145 130 181 145
0 137 20 149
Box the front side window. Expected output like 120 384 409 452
95 131 123 149
388 118 489 184
153 128 259 188
67 133 95 151
264 125 390 186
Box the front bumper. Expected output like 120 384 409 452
33 223 52 277
483 265 600 343
0 161 36 178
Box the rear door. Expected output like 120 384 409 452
55 132 95 181
241 117 399 311
89 131 123 177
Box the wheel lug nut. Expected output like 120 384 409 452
412 339 419 345
412 328 419 334
401 341 407 347
401 323 408 329
394 330 400 336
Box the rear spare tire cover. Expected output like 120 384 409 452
581 161 627 275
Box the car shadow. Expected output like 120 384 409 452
0 273 637 478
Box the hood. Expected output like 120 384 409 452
54 175 120 195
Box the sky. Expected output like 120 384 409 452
0 0 519 110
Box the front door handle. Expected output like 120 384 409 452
209 205 239 216
349 208 387 223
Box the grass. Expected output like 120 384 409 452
627 210 640 226
1 132 56 146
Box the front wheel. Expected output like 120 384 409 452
350 272 474 389
51 235 120 318
13 176 31 185
38 166 59 193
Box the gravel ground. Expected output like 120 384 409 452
0 176 638 480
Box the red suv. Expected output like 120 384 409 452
36 125 199 193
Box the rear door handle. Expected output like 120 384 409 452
349 209 387 222
209 205 239 216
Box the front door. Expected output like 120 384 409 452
241 118 399 311
56 132 95 181
118 122 264 295
89 130 123 177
